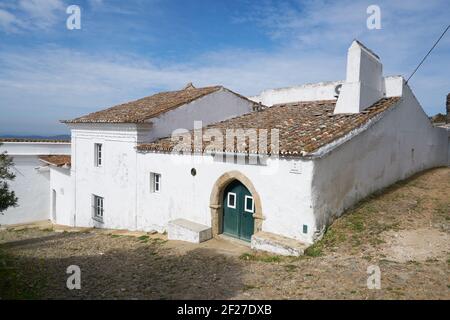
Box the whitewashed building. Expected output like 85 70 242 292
0 140 70 225
2 41 449 255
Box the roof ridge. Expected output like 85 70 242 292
61 85 223 124
271 99 337 107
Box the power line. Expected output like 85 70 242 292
406 24 450 84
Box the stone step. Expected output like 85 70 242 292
251 231 310 256
168 218 212 243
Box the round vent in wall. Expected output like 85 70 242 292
334 84 342 98
191 168 197 176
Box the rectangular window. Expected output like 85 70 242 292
93 195 104 222
95 143 103 167
244 195 254 213
150 172 161 193
227 192 236 209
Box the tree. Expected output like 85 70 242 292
0 143 18 214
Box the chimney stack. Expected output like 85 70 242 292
446 93 450 124
334 40 384 114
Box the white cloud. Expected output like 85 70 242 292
0 0 449 134
0 45 344 134
0 0 65 32
0 8 24 32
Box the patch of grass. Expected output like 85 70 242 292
283 264 298 272
41 228 53 232
434 202 450 218
302 224 348 257
151 238 167 245
243 284 258 291
0 249 42 299
345 211 368 233
239 253 282 263
138 235 150 243
304 245 323 257
110 234 122 238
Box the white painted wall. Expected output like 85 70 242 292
383 76 403 98
249 81 343 106
70 133 316 242
69 123 142 230
249 76 403 108
0 142 70 156
148 88 255 141
0 156 50 225
0 142 71 226
311 83 448 232
135 153 316 243
49 166 74 226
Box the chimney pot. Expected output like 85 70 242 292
183 82 196 90
334 40 384 114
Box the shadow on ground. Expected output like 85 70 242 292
0 232 245 299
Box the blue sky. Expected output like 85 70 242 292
0 0 449 135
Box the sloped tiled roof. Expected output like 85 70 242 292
39 155 71 167
136 97 401 157
62 86 224 124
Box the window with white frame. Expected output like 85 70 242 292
244 195 254 213
95 143 103 167
227 192 236 208
93 195 104 222
150 172 161 193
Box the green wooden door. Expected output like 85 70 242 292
222 180 255 242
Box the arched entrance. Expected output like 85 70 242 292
209 171 264 240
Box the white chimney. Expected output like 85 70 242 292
334 40 384 114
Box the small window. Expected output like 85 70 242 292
93 195 104 222
227 192 236 208
150 172 161 193
244 195 254 213
302 224 308 234
95 143 102 167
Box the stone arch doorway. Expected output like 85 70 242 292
209 171 264 238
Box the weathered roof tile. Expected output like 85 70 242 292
62 85 223 124
137 97 401 157
39 155 71 167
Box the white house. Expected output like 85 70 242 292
0 139 71 225
2 41 449 255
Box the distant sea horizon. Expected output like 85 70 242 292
0 134 70 141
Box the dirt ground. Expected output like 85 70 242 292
0 167 449 300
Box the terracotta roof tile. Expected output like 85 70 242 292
136 97 401 157
62 86 224 124
39 155 71 167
